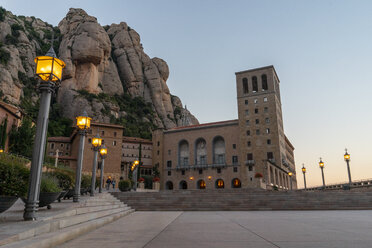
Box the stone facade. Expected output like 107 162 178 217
47 123 152 182
0 101 22 151
153 66 297 190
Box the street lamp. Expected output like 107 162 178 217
99 144 107 193
131 160 139 191
344 149 352 185
90 133 102 196
24 46 65 221
319 158 326 189
302 164 307 190
0 148 4 153
73 111 91 202
288 172 293 190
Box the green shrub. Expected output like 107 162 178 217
81 174 91 189
142 175 153 189
118 180 131 192
40 174 61 193
46 170 75 190
0 153 30 196
0 7 6 22
0 47 10 65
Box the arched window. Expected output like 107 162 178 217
252 76 258 92
165 181 173 190
197 180 206 189
179 180 188 190
178 140 189 167
242 78 248 94
215 179 224 189
262 74 268 91
213 136 225 164
195 138 207 165
232 178 241 188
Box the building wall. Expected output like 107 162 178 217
153 121 242 190
0 103 21 151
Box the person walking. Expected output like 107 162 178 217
112 178 116 189
106 177 111 190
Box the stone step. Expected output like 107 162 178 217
1 208 135 248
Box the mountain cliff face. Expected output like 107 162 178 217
0 7 198 135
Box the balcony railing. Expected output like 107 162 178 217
245 160 255 165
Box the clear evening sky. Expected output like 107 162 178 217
1 0 371 188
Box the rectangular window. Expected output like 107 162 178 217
265 118 270 124
246 130 251 136
168 171 171 176
256 129 260 135
101 131 105 136
247 141 251 147
254 99 258 104
168 149 171 155
264 97 268 102
217 168 221 173
60 143 64 147
248 166 253 171
267 152 274 160
264 107 268 113
199 169 203 175
245 100 248 105
51 143 54 149
233 167 238 172
232 156 238 165
266 128 270 134
157 141 160 146
267 139 271 145
113 141 117 146
114 132 117 137
167 160 172 168
255 108 258 114
247 153 253 160
157 150 160 155
255 119 259 124
245 110 249 115
200 155 206 165
246 120 250 126
182 170 185 175
233 144 236 149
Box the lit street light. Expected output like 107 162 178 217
344 149 352 185
24 46 65 221
90 133 102 196
288 172 293 190
99 144 107 193
131 160 140 191
302 164 307 190
73 111 91 202
319 158 326 189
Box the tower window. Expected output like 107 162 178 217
255 119 259 124
245 100 248 105
233 144 236 149
254 99 258 104
266 128 270 134
246 120 250 126
247 153 253 160
262 74 268 91
267 139 271 145
264 107 268 113
246 130 251 136
247 141 251 147
254 108 258 114
267 152 274 160
217 168 221 173
182 170 185 175
168 171 171 176
264 97 268 102
233 167 238 172
265 118 270 124
232 156 238 164
252 76 258 92
199 169 203 175
242 78 249 94
245 110 249 115
256 129 260 135
167 161 172 168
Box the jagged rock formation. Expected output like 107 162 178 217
0 7 198 131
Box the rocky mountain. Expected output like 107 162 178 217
0 7 198 137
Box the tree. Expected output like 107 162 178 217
8 118 35 158
0 118 8 148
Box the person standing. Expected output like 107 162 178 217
112 178 116 189
106 177 111 190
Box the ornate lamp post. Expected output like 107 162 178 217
344 149 352 185
0 148 4 153
131 160 140 191
302 164 307 190
319 158 326 189
288 172 293 190
99 144 108 193
24 46 65 221
90 133 102 196
73 111 91 202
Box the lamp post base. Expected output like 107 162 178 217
73 194 80 203
23 202 38 221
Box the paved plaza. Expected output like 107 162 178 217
58 210 372 248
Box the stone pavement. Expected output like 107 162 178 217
58 210 372 248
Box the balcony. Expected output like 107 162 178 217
245 160 255 165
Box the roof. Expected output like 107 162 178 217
48 136 72 143
0 101 22 119
166 119 239 133
91 122 124 129
123 136 152 144
235 65 280 82
284 135 295 150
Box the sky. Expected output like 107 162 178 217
1 0 372 188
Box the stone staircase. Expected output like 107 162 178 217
112 189 372 211
0 193 134 248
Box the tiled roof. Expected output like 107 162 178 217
167 119 238 131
